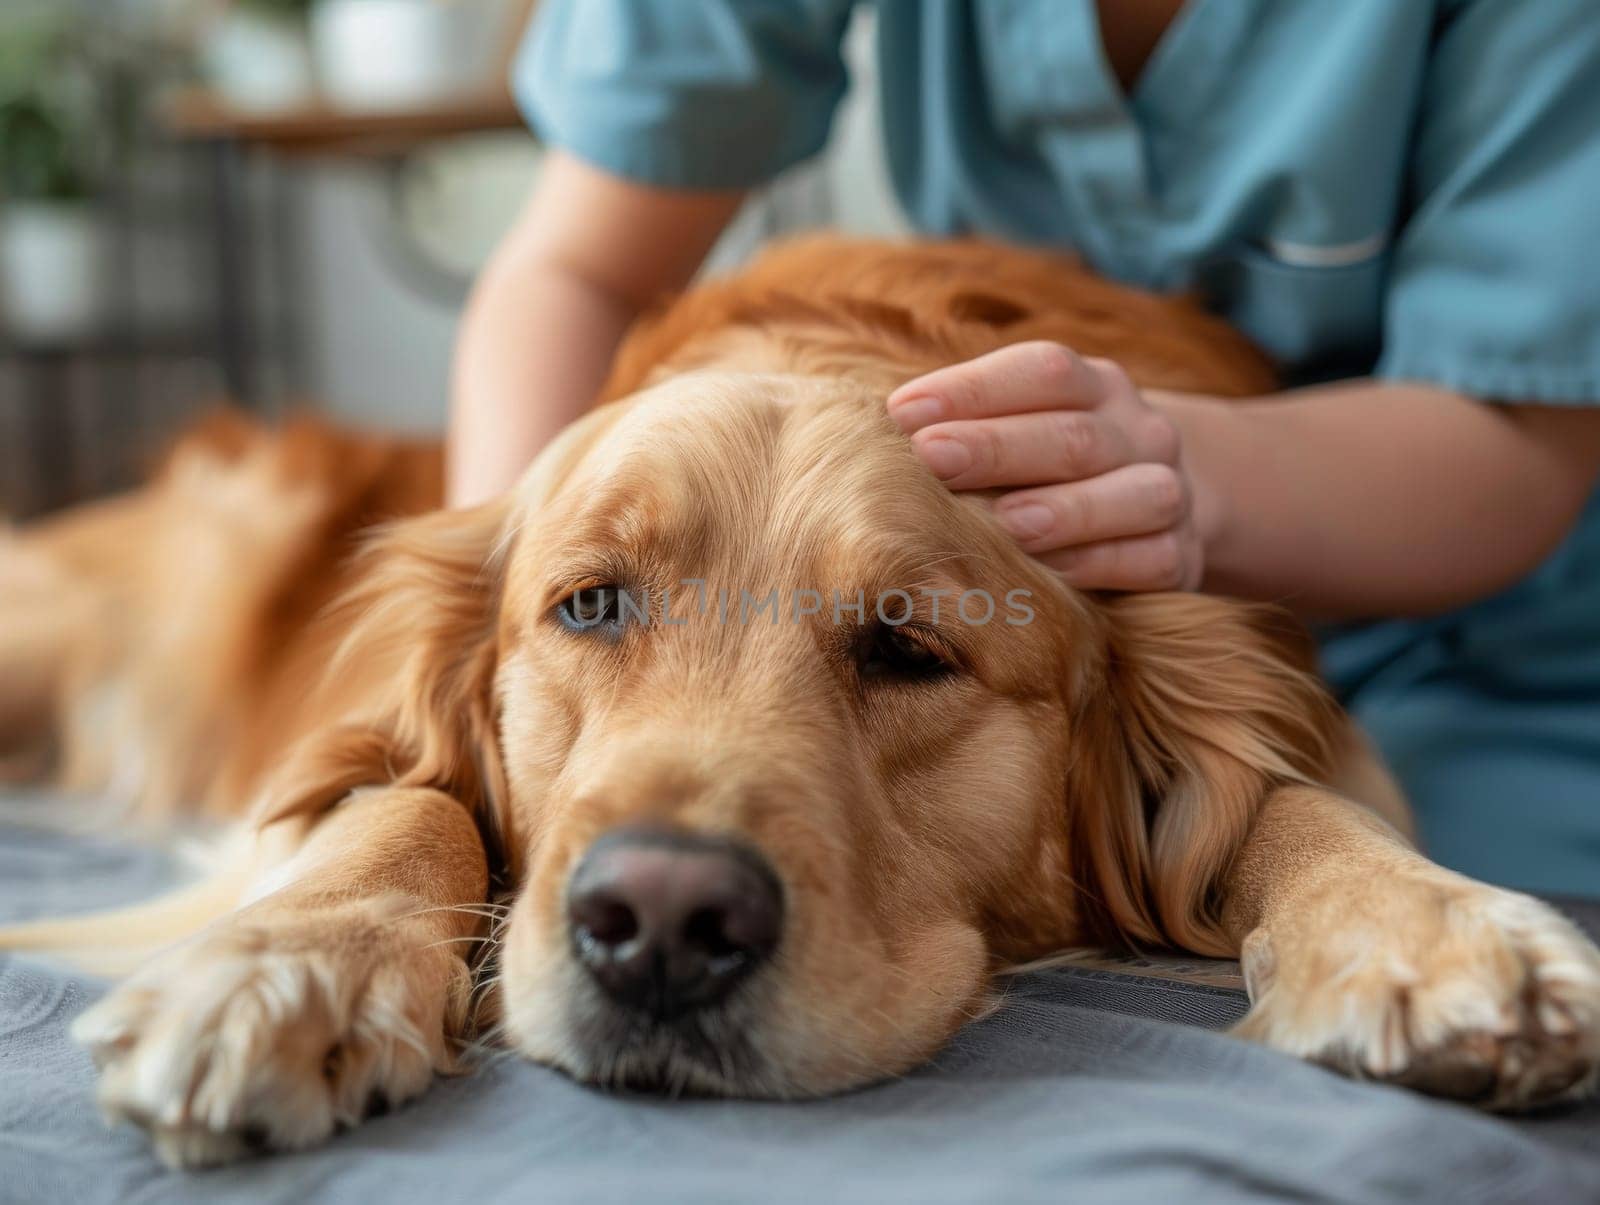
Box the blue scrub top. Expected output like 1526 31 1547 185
514 0 1600 897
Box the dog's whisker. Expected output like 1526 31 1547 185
454 1010 511 1049
387 902 511 926
423 935 501 951
468 975 504 1010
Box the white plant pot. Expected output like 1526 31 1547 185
202 10 316 112
311 0 507 111
0 204 110 344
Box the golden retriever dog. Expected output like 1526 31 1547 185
2 238 1597 1169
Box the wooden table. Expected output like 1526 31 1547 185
162 87 524 158
159 87 529 405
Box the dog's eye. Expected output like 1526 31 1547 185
556 585 626 636
856 623 955 683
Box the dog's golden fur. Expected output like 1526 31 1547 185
2 238 1597 1167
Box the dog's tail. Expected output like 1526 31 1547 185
0 871 244 977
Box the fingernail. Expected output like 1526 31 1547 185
917 436 972 480
888 395 944 431
997 502 1052 541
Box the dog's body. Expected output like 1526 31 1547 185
2 238 1597 1168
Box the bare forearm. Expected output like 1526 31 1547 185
448 260 634 507
446 151 744 508
1159 380 1600 618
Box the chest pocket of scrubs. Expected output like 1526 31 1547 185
1196 245 1388 384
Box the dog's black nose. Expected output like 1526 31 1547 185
567 828 783 1018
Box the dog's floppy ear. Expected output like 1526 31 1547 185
1066 593 1342 956
254 495 515 865
251 404 632 874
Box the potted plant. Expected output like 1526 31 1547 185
0 13 109 343
201 0 317 111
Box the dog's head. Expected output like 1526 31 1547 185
269 359 1336 1097
493 370 1091 1095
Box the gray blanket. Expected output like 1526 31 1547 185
3 794 1598 1204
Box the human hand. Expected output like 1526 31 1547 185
887 342 1206 591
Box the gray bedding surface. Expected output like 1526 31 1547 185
3 794 1598 1205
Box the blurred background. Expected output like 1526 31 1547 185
0 0 905 518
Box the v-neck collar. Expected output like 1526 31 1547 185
1043 0 1259 279
1126 0 1261 125
1067 0 1259 132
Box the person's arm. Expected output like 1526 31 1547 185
1162 382 1600 617
888 344 1600 619
448 151 743 506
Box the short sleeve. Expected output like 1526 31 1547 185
513 0 855 191
1376 0 1600 403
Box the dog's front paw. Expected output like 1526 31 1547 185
71 897 471 1168
1234 873 1600 1109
